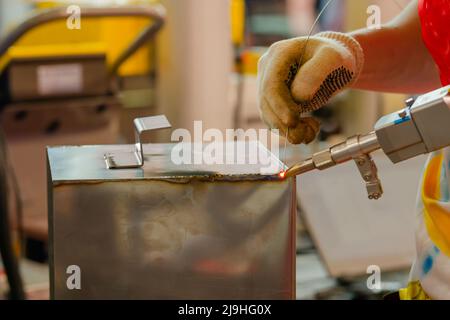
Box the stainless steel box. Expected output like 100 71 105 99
47 140 296 299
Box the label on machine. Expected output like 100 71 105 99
37 63 83 96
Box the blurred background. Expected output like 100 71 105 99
0 0 421 300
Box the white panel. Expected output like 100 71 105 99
37 64 83 95
298 151 427 277
157 0 233 138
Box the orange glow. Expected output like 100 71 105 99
279 171 286 179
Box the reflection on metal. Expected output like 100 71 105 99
104 115 171 169
47 141 296 299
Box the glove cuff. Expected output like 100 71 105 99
315 31 365 84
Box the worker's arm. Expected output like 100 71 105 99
351 0 441 93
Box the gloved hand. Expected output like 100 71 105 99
257 31 364 144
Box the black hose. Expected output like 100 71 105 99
0 130 25 300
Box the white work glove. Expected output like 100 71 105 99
257 31 364 144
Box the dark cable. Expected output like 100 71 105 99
0 129 25 300
7 161 25 258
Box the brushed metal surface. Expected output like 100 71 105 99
47 141 296 299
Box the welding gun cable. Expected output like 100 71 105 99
0 130 25 300
8 161 25 258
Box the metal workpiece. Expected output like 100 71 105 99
47 140 296 299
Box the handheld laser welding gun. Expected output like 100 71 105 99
284 85 450 200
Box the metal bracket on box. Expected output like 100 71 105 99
104 115 171 169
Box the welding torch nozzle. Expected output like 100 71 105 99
283 158 315 178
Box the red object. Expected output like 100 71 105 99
418 0 450 85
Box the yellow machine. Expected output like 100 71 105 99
0 4 165 261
